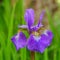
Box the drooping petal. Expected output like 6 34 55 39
41 30 53 46
38 30 53 53
46 30 53 40
11 32 27 50
38 10 45 27
27 34 41 52
27 30 53 53
24 8 34 30
18 25 28 29
38 42 46 53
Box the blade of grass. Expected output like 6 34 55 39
46 8 60 60
35 52 39 60
5 2 16 60
7 2 16 45
46 8 60 41
44 49 48 60
19 0 26 60
0 31 6 48
0 51 3 60
3 0 11 27
0 31 7 60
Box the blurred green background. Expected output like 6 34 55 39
0 0 60 60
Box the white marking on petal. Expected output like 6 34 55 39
33 36 41 42
43 30 48 36
15 33 20 40
18 25 28 28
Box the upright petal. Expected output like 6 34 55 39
38 10 45 27
24 8 34 30
11 32 27 50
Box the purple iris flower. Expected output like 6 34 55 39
11 8 53 53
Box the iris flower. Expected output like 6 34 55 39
11 8 53 53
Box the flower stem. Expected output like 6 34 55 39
31 51 35 60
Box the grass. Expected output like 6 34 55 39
0 0 60 60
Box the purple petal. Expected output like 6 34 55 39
38 30 53 53
27 34 40 52
18 25 28 29
47 30 53 40
27 30 53 53
40 10 45 21
38 10 45 27
30 23 43 31
41 30 53 46
38 43 46 53
24 8 34 30
11 32 27 50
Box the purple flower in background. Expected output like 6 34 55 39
11 8 53 53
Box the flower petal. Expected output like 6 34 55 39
27 30 53 53
41 30 53 46
38 43 46 53
11 32 27 50
24 8 34 30
30 23 43 31
38 30 53 53
38 10 45 27
27 34 40 52
18 25 28 29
